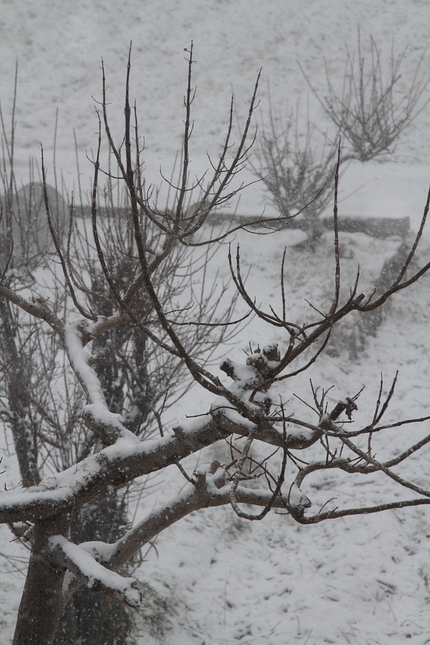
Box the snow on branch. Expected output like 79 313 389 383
64 321 139 445
0 413 227 523
213 345 320 450
48 535 141 608
210 399 318 449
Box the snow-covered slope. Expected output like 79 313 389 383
0 1 429 643
1 0 429 182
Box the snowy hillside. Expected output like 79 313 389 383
0 1 429 643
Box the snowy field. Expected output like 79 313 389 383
0 1 430 643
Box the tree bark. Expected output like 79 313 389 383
12 514 70 645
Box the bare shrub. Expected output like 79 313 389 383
251 107 340 249
310 34 430 161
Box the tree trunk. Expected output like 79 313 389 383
12 515 70 645
0 298 40 487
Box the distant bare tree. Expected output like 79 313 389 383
313 34 429 162
254 34 429 244
250 108 338 247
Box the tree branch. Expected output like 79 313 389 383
48 535 141 608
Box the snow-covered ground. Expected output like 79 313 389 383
0 1 429 643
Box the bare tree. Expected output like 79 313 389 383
250 108 339 247
313 33 429 162
1 44 430 645
254 34 429 244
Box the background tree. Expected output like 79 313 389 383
252 34 429 246
0 44 429 645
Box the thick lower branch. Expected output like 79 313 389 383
100 472 309 571
0 415 229 523
0 407 320 524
